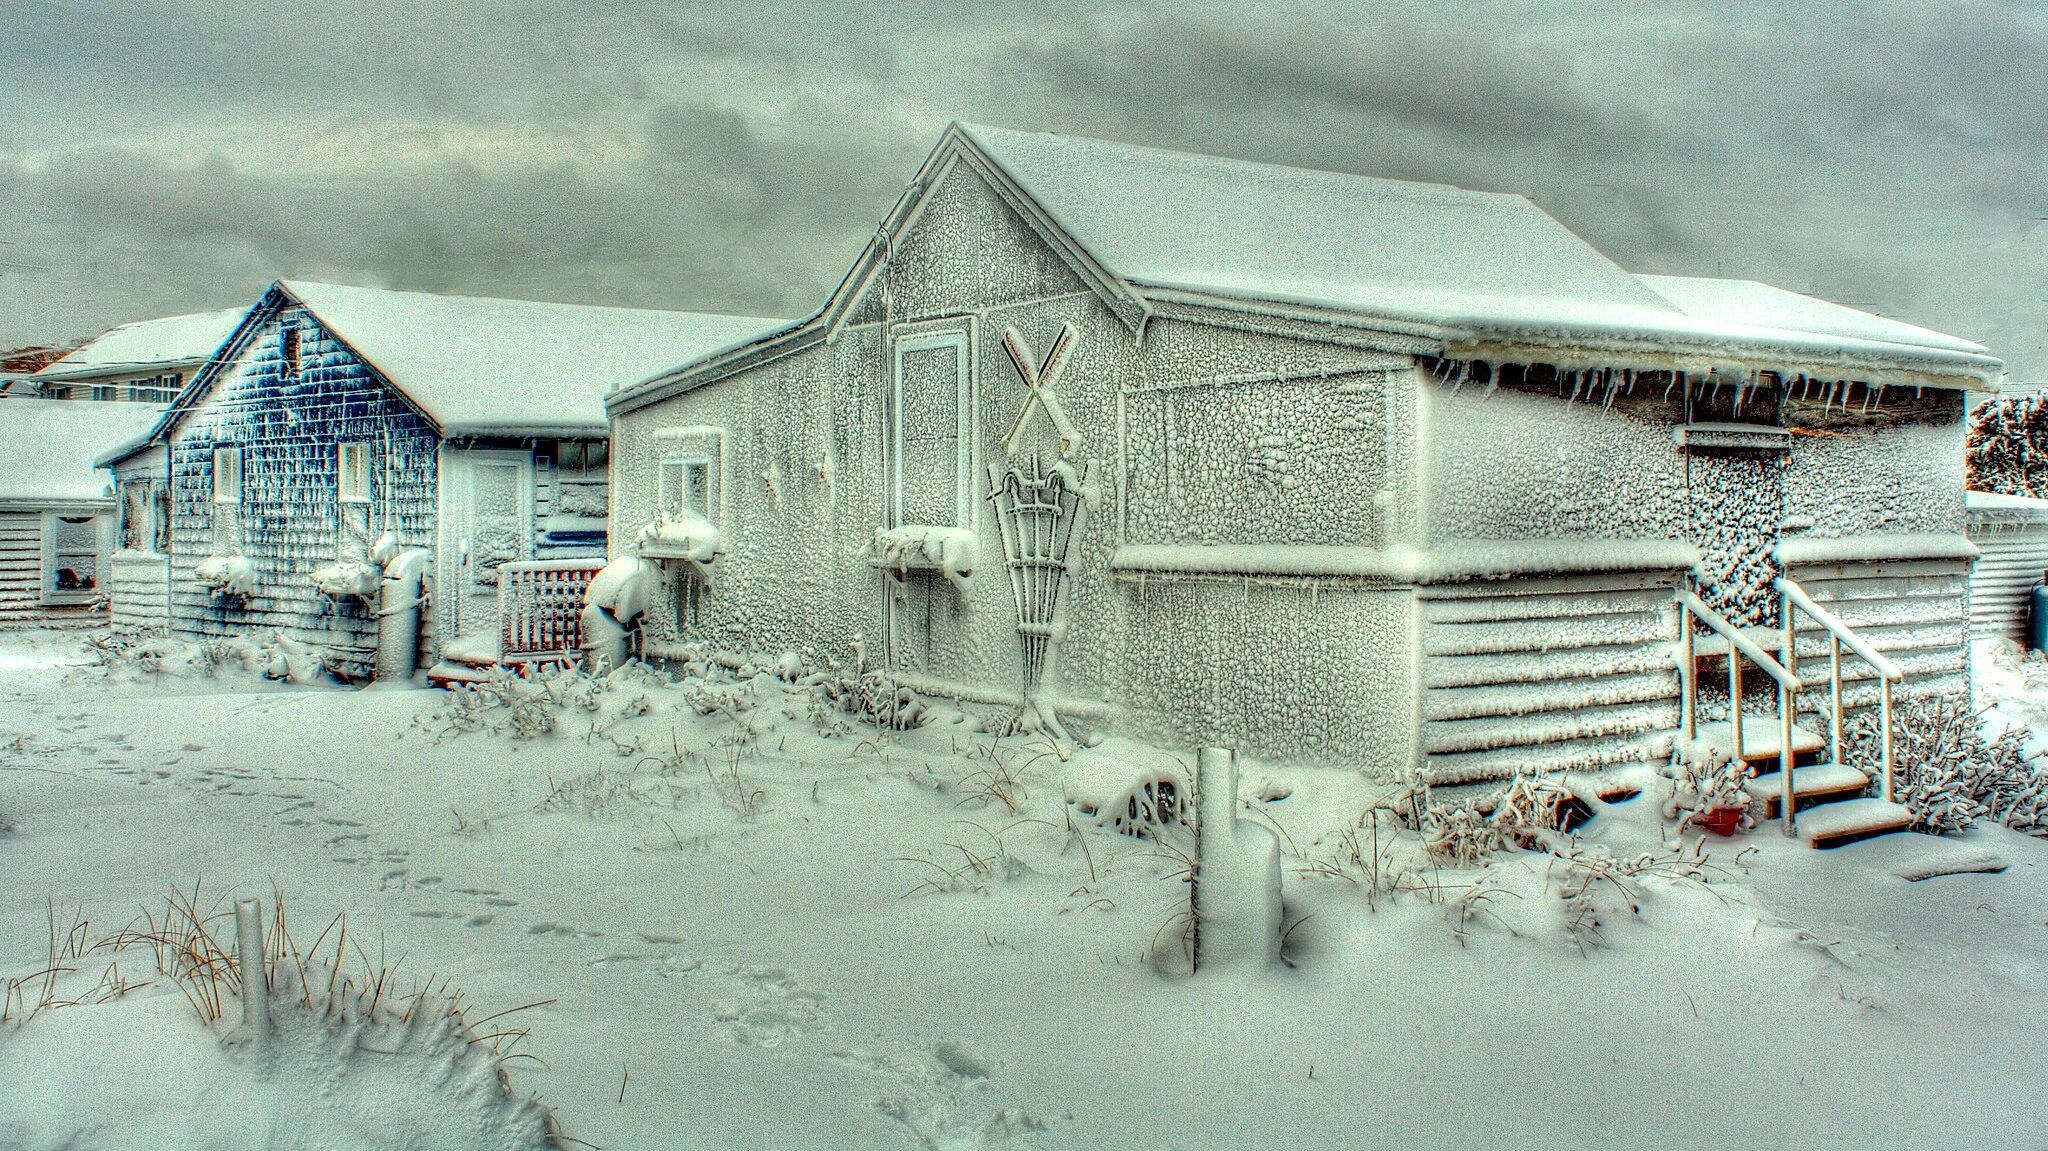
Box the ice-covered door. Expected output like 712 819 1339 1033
452 450 532 640
885 329 973 676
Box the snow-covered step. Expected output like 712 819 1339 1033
1689 716 1825 764
1794 798 1913 849
1743 762 1869 818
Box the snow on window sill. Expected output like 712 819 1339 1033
633 513 719 568
310 559 381 599
870 526 975 589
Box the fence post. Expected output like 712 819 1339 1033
234 898 269 1038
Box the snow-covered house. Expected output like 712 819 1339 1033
0 400 164 628
100 280 782 677
605 123 2000 788
28 309 246 403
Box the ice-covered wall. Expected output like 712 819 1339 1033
615 154 1416 769
167 300 440 675
1783 389 1968 537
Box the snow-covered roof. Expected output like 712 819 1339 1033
1966 490 2048 511
1632 275 1988 359
272 282 786 437
0 399 163 505
32 308 245 383
955 124 1997 379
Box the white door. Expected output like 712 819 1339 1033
450 450 533 641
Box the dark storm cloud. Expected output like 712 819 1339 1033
2 0 2042 377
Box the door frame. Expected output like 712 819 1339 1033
439 446 534 643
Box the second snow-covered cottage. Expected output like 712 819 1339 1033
0 400 163 629
605 124 1999 790
100 281 781 678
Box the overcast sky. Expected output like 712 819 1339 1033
4 1 2044 377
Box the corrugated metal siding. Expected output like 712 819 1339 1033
0 510 110 630
1966 508 2048 642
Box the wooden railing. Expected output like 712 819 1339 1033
1777 576 1903 804
1677 579 1805 836
498 559 604 664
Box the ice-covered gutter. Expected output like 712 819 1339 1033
1109 538 1700 584
1965 490 2048 511
1774 533 1979 566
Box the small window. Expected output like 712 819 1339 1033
213 446 242 504
658 456 714 520
556 440 609 479
337 442 371 503
92 384 118 402
45 514 102 602
281 326 302 380
152 484 172 553
891 330 970 527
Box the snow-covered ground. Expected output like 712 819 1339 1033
3 631 2046 1149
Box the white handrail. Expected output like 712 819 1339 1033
1677 593 1801 689
1776 579 1905 681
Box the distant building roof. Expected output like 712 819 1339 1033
32 308 246 383
272 281 787 437
0 399 163 505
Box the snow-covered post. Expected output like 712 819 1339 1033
1192 747 1281 972
374 545 432 681
582 556 658 673
233 898 269 1039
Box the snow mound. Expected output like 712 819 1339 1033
311 559 381 599
196 554 259 598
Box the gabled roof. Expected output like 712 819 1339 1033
611 122 2000 414
123 281 787 454
0 399 163 505
31 308 246 383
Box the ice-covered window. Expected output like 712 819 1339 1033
152 484 172 553
658 455 715 522
281 325 302 380
892 330 970 527
337 442 371 503
213 446 242 503
556 440 609 479
43 514 102 603
92 385 118 402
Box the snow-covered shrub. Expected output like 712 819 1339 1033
1421 800 1505 867
1659 748 1758 836
309 558 380 599
196 554 259 599
1545 839 1711 953
1063 752 1188 837
814 668 926 731
1840 692 2041 834
1966 392 2048 495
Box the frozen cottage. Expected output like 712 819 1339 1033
0 400 164 628
606 123 2001 784
98 280 782 678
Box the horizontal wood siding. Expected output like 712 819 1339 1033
1783 557 1972 707
167 300 439 675
109 552 171 632
1420 573 1682 784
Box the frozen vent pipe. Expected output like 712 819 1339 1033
374 542 434 681
228 898 269 1044
581 556 660 673
1192 747 1282 972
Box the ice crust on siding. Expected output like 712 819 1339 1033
1108 538 1698 582
0 400 163 504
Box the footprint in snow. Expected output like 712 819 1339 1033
527 922 604 940
712 967 826 1048
829 1046 1049 1150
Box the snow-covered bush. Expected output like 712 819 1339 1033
1966 392 2048 495
195 554 259 599
1063 752 1188 837
309 558 380 599
1659 748 1758 836
1840 692 2042 835
814 667 926 731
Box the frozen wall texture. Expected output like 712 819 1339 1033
168 304 440 673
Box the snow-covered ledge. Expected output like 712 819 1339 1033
633 513 719 569
871 525 975 589
310 559 381 600
1109 538 1699 585
195 555 259 599
1775 532 1979 567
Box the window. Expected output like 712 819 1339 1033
92 385 118 402
213 446 242 503
281 326 302 380
556 440 609 478
152 484 172 553
658 456 714 521
891 330 970 526
44 514 102 603
337 442 371 503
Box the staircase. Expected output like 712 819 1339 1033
1676 577 1913 849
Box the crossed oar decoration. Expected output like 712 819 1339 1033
998 322 1083 458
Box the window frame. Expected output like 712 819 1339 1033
41 512 105 605
281 324 302 380
657 454 717 522
889 327 973 528
337 442 371 504
213 446 242 505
